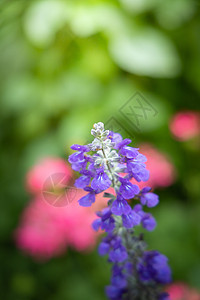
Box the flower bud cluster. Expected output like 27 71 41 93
68 122 172 300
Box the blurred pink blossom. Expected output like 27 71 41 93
15 157 107 260
26 157 72 194
15 192 103 260
131 144 176 189
170 111 200 141
167 282 200 300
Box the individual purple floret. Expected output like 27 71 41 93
111 195 132 216
122 210 141 228
68 148 87 171
92 208 115 233
78 186 99 207
137 251 172 284
91 167 112 191
118 177 140 199
74 170 92 189
140 187 159 207
78 191 95 207
98 233 128 263
68 122 172 300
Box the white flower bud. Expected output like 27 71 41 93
89 138 102 151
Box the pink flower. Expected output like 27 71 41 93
15 157 107 260
170 111 200 141
26 157 73 194
131 144 176 189
15 191 104 260
15 196 69 260
167 282 200 300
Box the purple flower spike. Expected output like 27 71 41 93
68 122 172 299
119 178 140 199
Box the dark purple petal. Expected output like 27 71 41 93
127 159 149 182
137 259 151 282
142 213 157 231
119 179 140 199
84 186 94 193
109 131 123 147
134 153 147 163
127 161 143 173
140 192 159 207
98 242 110 256
68 152 84 163
133 204 143 213
110 236 122 249
153 254 172 284
111 198 132 216
70 144 90 152
78 193 95 207
101 216 115 232
105 285 122 299
97 208 116 232
101 208 112 220
109 246 128 262
92 219 101 231
111 268 127 289
138 251 172 285
75 175 91 189
80 169 93 176
124 262 133 276
116 138 132 150
122 211 141 228
119 146 139 159
91 172 111 191
71 160 87 172
141 186 152 193
132 168 150 182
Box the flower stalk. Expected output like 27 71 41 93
68 122 171 300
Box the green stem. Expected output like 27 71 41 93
101 145 116 191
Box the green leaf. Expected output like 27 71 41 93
109 28 181 78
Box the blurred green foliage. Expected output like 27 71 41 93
0 0 200 299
